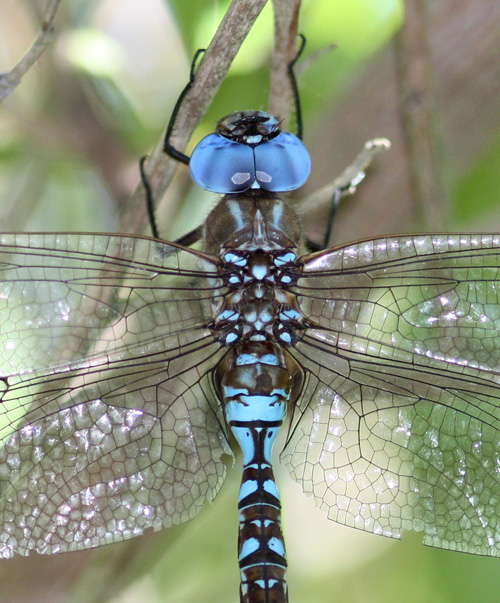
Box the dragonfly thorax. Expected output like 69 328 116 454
212 247 303 346
205 193 306 348
203 194 305 255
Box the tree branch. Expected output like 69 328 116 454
122 0 269 235
268 0 302 127
0 0 63 102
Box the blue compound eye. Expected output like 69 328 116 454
189 134 255 193
254 132 311 192
189 128 311 193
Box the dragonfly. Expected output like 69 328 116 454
0 47 499 603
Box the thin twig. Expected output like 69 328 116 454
123 0 269 236
300 138 391 214
0 0 63 102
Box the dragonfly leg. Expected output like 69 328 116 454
287 33 307 141
139 155 160 239
163 48 206 165
138 48 208 242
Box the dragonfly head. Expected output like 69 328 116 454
189 110 311 194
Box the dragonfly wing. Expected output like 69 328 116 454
283 234 500 556
0 233 230 557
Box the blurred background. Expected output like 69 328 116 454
0 0 499 601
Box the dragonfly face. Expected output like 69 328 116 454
0 106 499 603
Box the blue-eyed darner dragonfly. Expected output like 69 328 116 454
1 54 500 603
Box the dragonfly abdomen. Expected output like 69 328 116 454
221 342 292 603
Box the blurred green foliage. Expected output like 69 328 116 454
454 132 500 229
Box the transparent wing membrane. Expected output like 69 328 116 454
0 233 230 557
282 234 500 555
0 231 499 561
